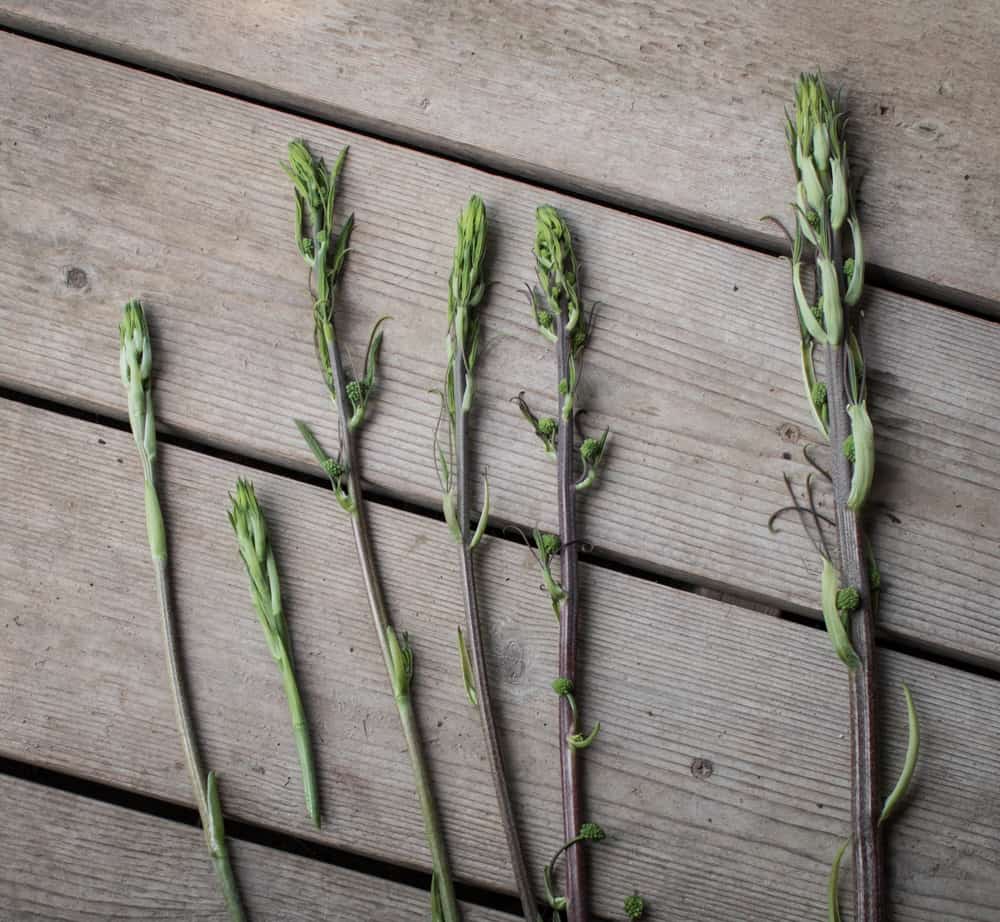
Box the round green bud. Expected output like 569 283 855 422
811 381 828 407
578 822 605 841
323 458 345 480
538 532 561 558
624 894 645 921
552 677 573 696
842 434 855 463
843 257 856 285
580 437 601 463
538 417 557 437
836 587 860 612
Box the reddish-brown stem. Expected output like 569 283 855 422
825 341 883 922
555 311 587 922
825 231 883 922
452 347 542 922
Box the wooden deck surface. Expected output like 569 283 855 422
0 5 997 920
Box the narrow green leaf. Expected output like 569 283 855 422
827 838 849 922
880 683 920 825
457 627 478 707
821 558 860 670
468 473 490 550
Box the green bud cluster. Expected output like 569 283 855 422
578 822 605 842
295 419 354 514
119 299 167 561
119 299 157 477
624 893 645 921
527 528 565 619
516 392 559 456
836 586 861 613
283 140 352 314
552 677 574 696
577 428 610 491
535 205 581 327
228 478 287 655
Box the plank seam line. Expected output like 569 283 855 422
0 21 997 322
0 755 525 918
3 383 998 684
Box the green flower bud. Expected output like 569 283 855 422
624 894 645 921
552 677 574 696
534 205 581 330
580 437 600 463
536 531 561 560
578 822 605 841
811 380 828 407
842 434 855 463
538 417 557 438
836 587 861 612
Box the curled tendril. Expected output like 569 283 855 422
554 676 601 750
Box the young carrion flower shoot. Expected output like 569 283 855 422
775 73 920 922
517 205 613 922
119 299 247 921
228 478 320 828
283 139 462 922
436 196 541 922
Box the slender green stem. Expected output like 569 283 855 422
327 327 461 922
278 650 320 827
153 544 246 922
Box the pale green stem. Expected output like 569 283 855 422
151 509 246 922
326 325 461 922
278 648 320 827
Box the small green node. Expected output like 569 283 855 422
836 586 860 612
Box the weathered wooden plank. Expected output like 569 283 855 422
0 2 996 310
1 35 997 666
1 398 998 921
0 773 513 920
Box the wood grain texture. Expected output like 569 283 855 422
0 774 514 921
1 35 997 667
1 398 998 921
0 1 997 310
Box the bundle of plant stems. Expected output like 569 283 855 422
518 206 610 922
229 478 320 828
776 72 920 922
118 299 247 921
284 139 461 922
